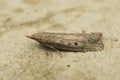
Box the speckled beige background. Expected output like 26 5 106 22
0 0 120 80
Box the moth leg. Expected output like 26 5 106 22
41 43 59 52
43 44 62 58
41 43 63 57
45 45 59 52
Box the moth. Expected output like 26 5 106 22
26 32 104 52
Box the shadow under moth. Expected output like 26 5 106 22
26 32 104 52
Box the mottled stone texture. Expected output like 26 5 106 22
0 0 120 80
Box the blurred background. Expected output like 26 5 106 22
0 0 120 80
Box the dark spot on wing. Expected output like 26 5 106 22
74 42 78 46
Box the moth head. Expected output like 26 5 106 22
26 32 50 43
26 33 43 42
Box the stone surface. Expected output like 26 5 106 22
0 0 120 80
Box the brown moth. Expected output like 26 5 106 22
26 32 104 52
